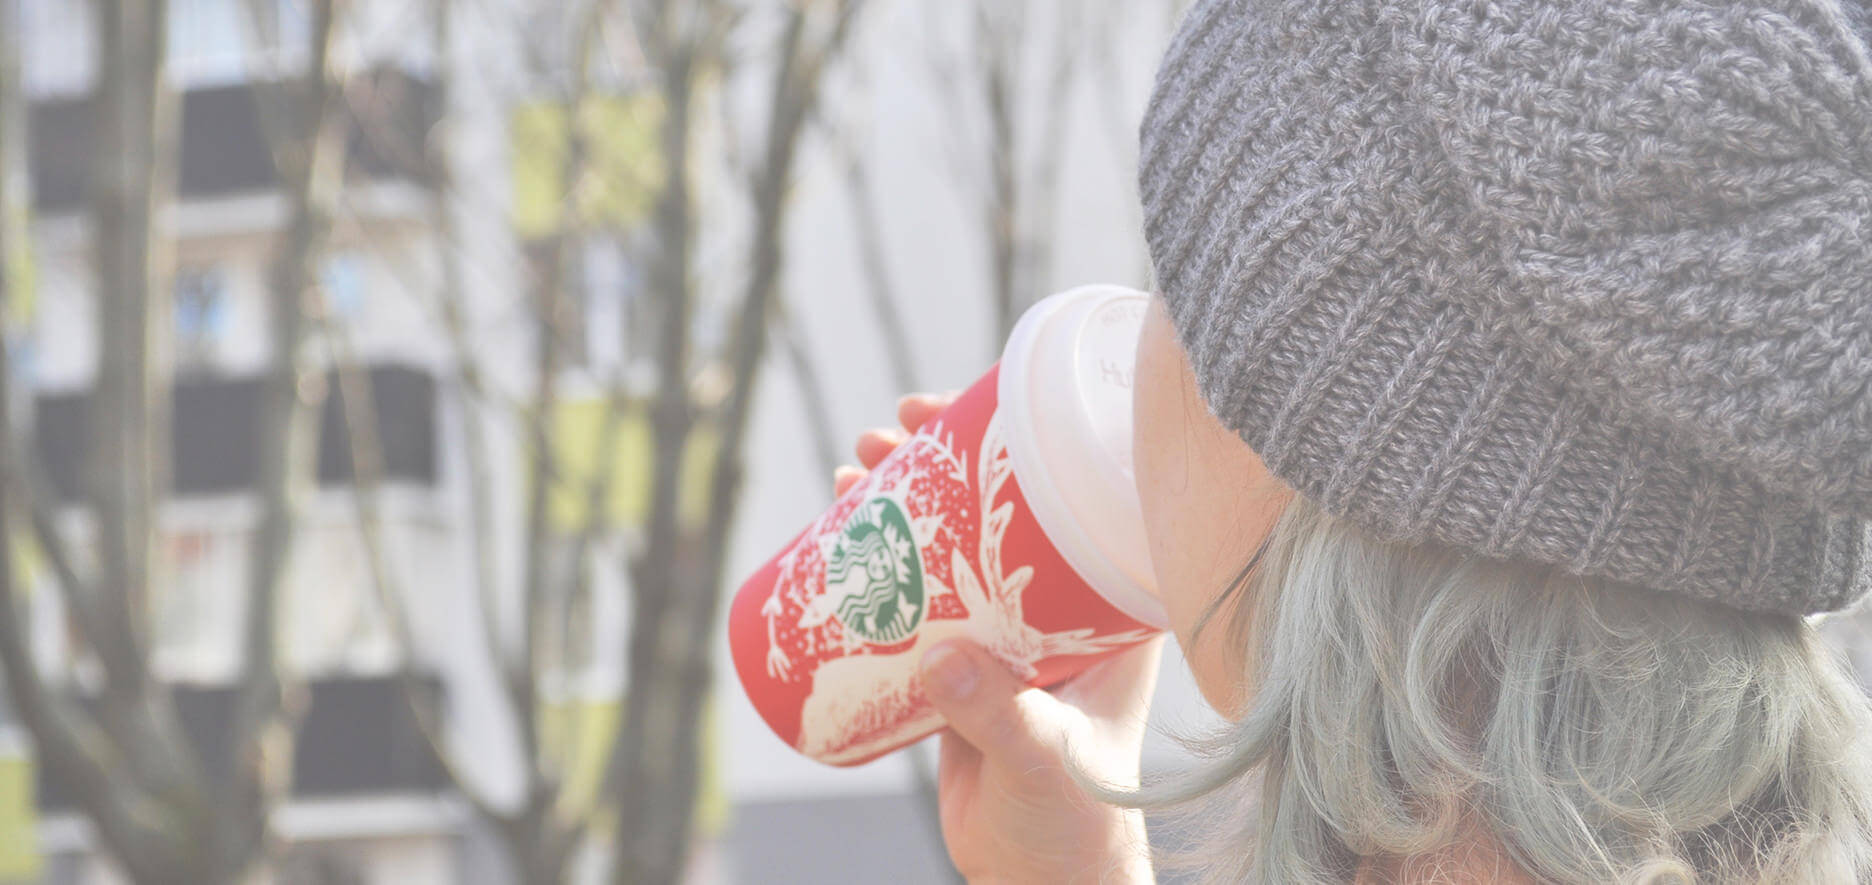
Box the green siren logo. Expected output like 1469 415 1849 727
824 496 925 645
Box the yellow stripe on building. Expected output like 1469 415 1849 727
539 694 728 840
0 749 40 883
511 93 664 241
545 396 717 534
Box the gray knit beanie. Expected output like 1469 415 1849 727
1140 0 1872 615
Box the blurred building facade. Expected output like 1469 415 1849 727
13 1 514 882
1 1 1216 883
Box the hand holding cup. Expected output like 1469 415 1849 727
729 286 1167 766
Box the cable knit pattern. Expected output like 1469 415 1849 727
1140 0 1872 614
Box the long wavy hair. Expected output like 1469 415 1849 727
1096 495 1872 883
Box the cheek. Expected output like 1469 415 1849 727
1132 301 1283 715
1136 440 1261 715
1133 411 1224 649
1131 310 1205 642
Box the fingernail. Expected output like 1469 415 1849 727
920 644 978 700
833 465 863 482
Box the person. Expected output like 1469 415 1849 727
838 0 1872 881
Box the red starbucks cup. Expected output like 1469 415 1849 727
729 285 1167 766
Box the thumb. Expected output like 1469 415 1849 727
919 640 1072 773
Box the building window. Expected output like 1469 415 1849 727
169 0 246 83
321 251 366 325
256 0 312 55
6 336 34 390
538 531 627 694
523 239 583 368
519 1 639 92
542 536 599 681
153 527 242 682
169 0 311 85
581 236 642 373
524 235 651 378
22 0 96 96
174 266 231 375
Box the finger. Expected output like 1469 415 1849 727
897 392 959 434
918 640 1070 774
1052 634 1166 726
934 729 981 853
855 428 907 469
936 727 982 785
832 465 866 498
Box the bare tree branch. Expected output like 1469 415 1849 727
771 297 841 478
829 134 920 393
931 1 1089 342
975 3 1021 343
1019 4 1080 309
613 12 706 881
0 9 186 873
332 1 638 881
320 313 511 831
0 422 180 880
419 0 519 744
511 5 619 858
331 88 578 885
89 0 174 701
0 0 101 647
227 1 350 870
1086 5 1155 289
80 5 237 877
614 4 867 884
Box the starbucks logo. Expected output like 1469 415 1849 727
824 496 925 645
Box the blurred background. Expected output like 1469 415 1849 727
0 1 1867 884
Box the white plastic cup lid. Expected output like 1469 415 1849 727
997 285 1167 629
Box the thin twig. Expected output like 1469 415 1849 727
772 297 841 478
828 132 920 393
320 314 510 832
